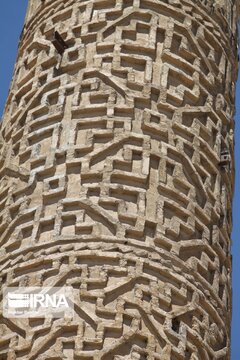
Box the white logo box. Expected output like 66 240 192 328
3 287 75 318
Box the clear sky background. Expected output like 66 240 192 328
0 2 239 358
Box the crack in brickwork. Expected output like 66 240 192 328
0 0 238 359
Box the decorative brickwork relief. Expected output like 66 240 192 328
0 0 238 359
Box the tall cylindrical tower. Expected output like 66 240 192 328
0 0 238 358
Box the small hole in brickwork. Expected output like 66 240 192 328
172 318 180 333
39 75 47 86
49 179 59 189
186 349 191 359
143 292 151 302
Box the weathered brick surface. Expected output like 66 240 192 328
0 0 238 358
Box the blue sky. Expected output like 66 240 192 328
0 2 239 358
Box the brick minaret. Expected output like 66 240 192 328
0 0 238 358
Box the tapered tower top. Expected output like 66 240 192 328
25 0 240 33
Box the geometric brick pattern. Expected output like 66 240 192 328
0 0 238 359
